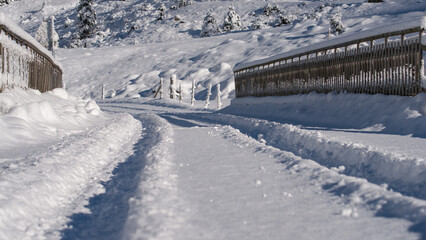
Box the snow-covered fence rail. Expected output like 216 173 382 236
0 14 62 93
234 18 426 97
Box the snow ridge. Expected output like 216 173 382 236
0 112 141 240
122 114 184 240
200 113 426 199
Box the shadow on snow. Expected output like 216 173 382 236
61 117 154 240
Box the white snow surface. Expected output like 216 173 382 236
0 88 141 239
1 0 426 239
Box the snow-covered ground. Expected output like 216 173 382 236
1 0 426 239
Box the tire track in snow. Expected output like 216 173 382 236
166 112 426 239
99 101 426 238
195 113 426 200
0 113 141 240
62 114 185 240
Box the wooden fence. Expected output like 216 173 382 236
234 20 426 98
0 22 62 93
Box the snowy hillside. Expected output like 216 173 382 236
1 0 425 100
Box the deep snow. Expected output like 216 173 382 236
1 0 426 239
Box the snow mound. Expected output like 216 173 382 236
0 88 104 148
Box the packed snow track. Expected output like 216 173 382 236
95 98 426 240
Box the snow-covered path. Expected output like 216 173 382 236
100 99 426 240
169 119 414 240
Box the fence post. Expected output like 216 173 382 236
216 83 222 110
47 16 56 58
160 77 163 99
191 79 196 106
101 84 106 99
170 74 176 100
179 83 183 102
205 83 212 108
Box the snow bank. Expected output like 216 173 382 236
212 93 426 198
0 88 102 148
215 122 426 238
223 92 426 137
0 88 142 239
207 112 426 198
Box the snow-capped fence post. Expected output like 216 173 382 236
205 83 212 108
47 16 56 58
101 84 106 99
179 83 183 103
216 83 222 110
191 79 196 106
233 18 426 97
170 74 176 100
160 77 163 99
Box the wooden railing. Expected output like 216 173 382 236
234 18 426 97
0 20 62 93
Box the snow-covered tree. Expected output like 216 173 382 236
200 10 219 37
77 0 97 39
276 11 297 26
142 3 154 11
263 3 280 16
35 19 49 49
157 3 167 21
35 17 58 51
329 13 344 34
223 5 242 32
178 0 186 8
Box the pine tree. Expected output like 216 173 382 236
77 0 97 39
200 10 219 37
157 3 167 21
35 17 59 51
178 0 186 8
263 3 280 16
35 19 49 49
329 13 344 34
223 5 242 32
